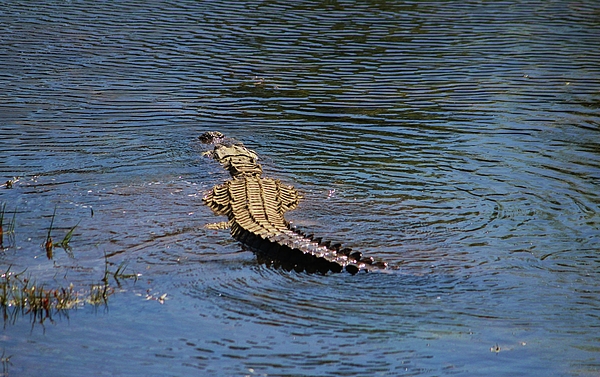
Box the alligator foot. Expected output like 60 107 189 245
204 221 231 230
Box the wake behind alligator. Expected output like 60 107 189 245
200 131 388 274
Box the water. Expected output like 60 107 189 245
1 0 599 375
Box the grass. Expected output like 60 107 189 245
1 205 140 326
0 266 79 326
0 203 16 250
44 206 56 259
0 203 3 248
1 348 11 377
44 206 80 259
55 220 80 259
110 260 139 286
0 256 139 326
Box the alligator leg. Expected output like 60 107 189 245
203 182 231 216
204 221 231 230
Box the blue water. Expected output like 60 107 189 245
1 1 599 376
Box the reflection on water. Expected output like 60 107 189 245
1 0 599 375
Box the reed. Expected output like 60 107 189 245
44 206 56 259
0 203 15 250
1 208 140 326
1 348 11 377
112 261 139 285
44 206 81 259
1 267 82 325
88 282 111 307
7 206 16 248
0 202 4 248
55 220 80 259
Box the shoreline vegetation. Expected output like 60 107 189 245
0 202 139 327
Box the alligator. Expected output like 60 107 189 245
200 131 387 274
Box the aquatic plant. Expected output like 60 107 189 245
44 206 56 259
1 348 11 377
1 206 141 327
0 266 80 326
43 206 81 259
89 256 140 306
111 260 139 286
0 203 16 250
88 281 112 307
0 258 138 327
0 203 4 248
55 221 80 259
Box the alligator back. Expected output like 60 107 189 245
203 175 299 235
201 132 387 274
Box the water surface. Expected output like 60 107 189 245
1 1 599 376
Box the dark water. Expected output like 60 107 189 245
1 0 599 376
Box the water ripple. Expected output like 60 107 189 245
1 0 599 375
